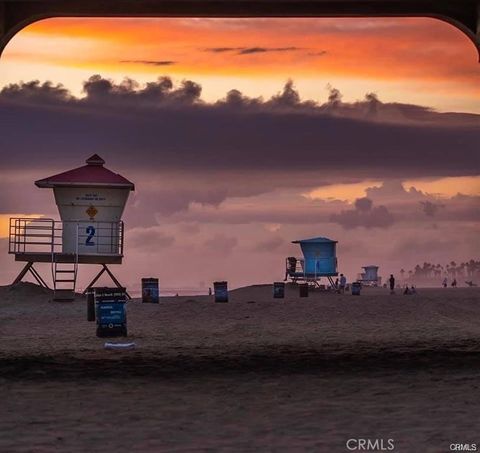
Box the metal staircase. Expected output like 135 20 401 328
52 257 78 301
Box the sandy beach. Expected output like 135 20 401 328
1 282 479 452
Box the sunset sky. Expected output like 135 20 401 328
0 17 479 291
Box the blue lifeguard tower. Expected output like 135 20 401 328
285 237 338 287
357 265 381 287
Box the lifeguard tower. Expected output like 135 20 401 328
284 237 338 287
8 155 134 300
357 265 381 287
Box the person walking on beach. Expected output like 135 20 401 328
389 274 395 294
442 277 448 288
451 278 457 287
339 274 346 294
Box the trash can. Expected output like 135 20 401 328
142 278 159 303
352 282 361 295
299 283 309 297
86 287 95 322
95 287 128 337
273 282 285 299
213 281 228 303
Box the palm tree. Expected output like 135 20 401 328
414 264 422 277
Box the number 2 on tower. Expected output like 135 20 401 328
86 225 95 246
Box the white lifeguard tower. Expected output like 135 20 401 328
8 155 134 299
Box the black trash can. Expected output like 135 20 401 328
86 288 95 322
299 283 309 297
142 278 159 303
213 281 228 303
273 282 285 299
95 287 128 337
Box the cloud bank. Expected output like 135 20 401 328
330 197 395 229
1 76 478 180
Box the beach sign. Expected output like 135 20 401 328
95 287 128 337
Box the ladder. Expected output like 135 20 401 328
52 255 78 301
50 222 79 301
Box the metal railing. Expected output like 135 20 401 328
8 218 60 254
8 217 124 256
285 256 338 280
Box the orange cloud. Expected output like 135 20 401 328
3 17 479 107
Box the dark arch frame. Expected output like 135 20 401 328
0 0 479 60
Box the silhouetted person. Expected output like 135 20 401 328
411 286 417 294
334 278 339 289
403 286 411 295
443 277 448 288
208 287 212 296
389 274 395 294
451 278 457 287
339 274 346 293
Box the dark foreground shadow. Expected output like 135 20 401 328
2 340 480 380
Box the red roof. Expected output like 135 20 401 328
35 155 135 190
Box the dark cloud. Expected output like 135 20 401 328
130 188 228 220
308 50 328 57
0 80 72 104
203 46 303 55
362 182 480 223
331 198 394 229
79 75 202 106
203 47 244 53
354 197 373 212
0 75 478 182
238 47 302 55
420 201 445 217
120 60 177 66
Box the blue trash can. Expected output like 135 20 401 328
214 281 228 303
142 278 159 303
352 282 361 296
273 282 285 299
